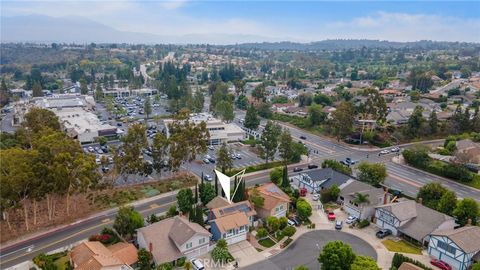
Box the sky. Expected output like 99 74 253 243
2 0 480 42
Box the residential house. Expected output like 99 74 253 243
339 180 385 221
254 183 290 219
208 200 256 245
271 103 295 113
206 196 230 209
375 200 455 245
136 216 211 265
69 241 138 270
456 139 480 165
292 168 352 193
428 226 480 270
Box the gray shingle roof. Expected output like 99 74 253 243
377 200 454 242
298 168 351 189
431 226 480 253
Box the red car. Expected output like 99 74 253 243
328 212 336 221
430 259 452 270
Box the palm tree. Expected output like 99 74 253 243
352 192 370 206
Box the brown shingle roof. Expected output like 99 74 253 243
137 216 211 265
107 242 138 266
206 196 230 209
168 216 211 246
398 262 424 270
70 241 136 270
211 200 256 219
213 212 249 233
255 183 290 211
431 226 480 253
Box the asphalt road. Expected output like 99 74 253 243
0 168 280 269
234 110 480 200
241 230 377 270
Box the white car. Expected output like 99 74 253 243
208 145 214 150
391 147 401 153
312 194 320 201
345 216 358 224
287 219 296 227
191 259 205 270
379 149 390 155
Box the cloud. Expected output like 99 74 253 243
321 12 480 42
158 0 188 10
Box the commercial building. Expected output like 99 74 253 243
103 88 159 98
11 94 116 144
164 113 246 145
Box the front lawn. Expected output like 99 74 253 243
258 237 276 248
382 239 423 255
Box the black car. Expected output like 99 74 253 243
208 157 216 163
300 135 307 140
308 164 319 169
376 229 392 239
289 216 301 226
293 167 303 172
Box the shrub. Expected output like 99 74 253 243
282 226 296 238
321 159 352 175
357 219 370 228
279 217 288 230
390 253 433 270
284 238 293 246
157 262 173 270
211 246 234 263
256 228 268 239
176 257 186 267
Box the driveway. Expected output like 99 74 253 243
241 230 377 270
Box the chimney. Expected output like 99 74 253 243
383 187 389 205
149 242 153 253
418 198 423 205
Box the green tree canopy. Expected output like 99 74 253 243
318 241 356 270
357 162 387 186
113 206 144 238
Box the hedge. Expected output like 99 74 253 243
357 219 370 228
390 253 433 270
226 161 287 176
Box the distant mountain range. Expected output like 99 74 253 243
0 15 282 44
1 14 478 48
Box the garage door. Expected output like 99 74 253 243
344 204 360 219
226 234 246 245
439 254 461 270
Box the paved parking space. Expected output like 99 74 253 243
241 230 377 270
229 240 265 267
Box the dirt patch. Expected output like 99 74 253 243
0 172 197 244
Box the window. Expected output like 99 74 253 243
279 205 284 211
437 240 456 254
226 229 234 237
239 226 246 233
186 242 192 249
199 238 205 245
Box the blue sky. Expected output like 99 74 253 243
2 1 480 42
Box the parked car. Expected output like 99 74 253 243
289 217 301 226
376 229 392 239
378 149 390 156
335 221 343 230
208 157 216 163
328 212 336 221
203 158 210 164
300 135 307 140
430 259 452 270
203 174 213 182
293 167 303 172
390 147 401 153
235 153 242 159
101 166 109 173
312 194 320 201
191 259 205 270
345 157 358 165
345 216 358 224
88 146 95 152
307 164 319 169
287 219 296 227
208 145 214 150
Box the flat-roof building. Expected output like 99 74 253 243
164 113 246 145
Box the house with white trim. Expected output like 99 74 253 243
428 226 480 270
375 200 455 245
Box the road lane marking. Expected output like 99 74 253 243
101 218 110 223
0 201 175 266
149 203 159 209
388 173 422 188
